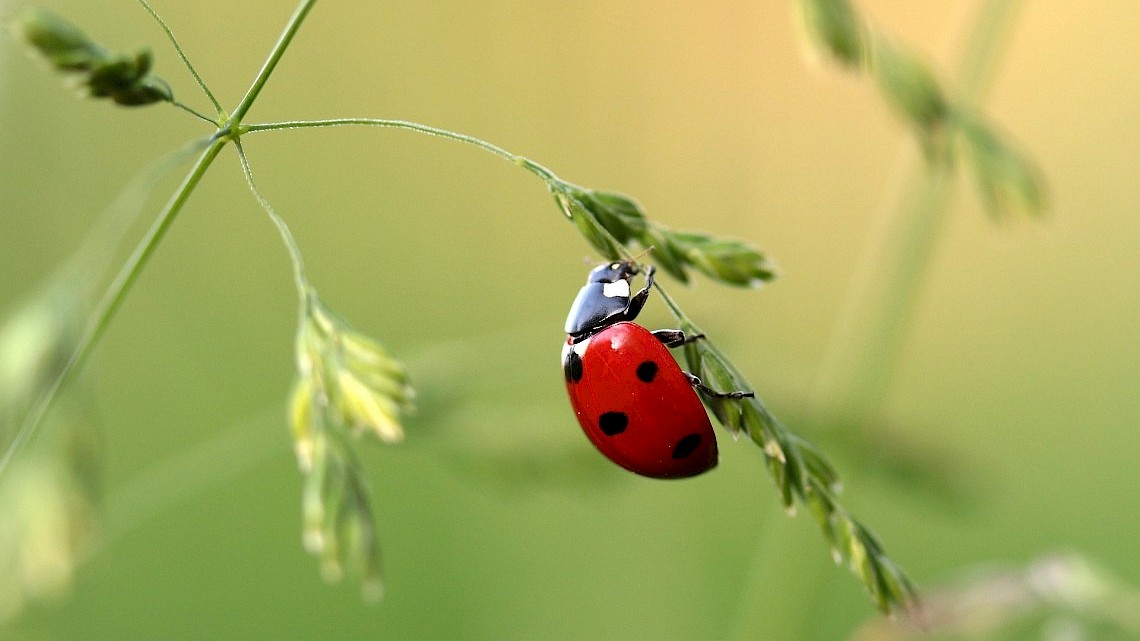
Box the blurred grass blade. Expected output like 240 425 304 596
0 286 85 426
8 7 109 71
0 434 100 626
957 113 1047 217
0 286 100 625
798 0 869 68
871 38 950 141
8 7 171 106
794 0 1046 217
853 554 1140 640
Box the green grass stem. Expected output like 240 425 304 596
813 0 1024 429
244 118 559 183
0 137 226 477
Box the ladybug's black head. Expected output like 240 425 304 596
566 260 645 338
586 260 638 285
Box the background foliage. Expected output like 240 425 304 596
2 0 1139 639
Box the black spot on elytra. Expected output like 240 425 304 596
599 412 628 436
635 360 658 383
672 434 701 459
564 349 583 383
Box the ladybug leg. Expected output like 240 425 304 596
618 265 656 323
683 372 755 399
651 329 706 348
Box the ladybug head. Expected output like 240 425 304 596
586 260 638 285
566 260 645 338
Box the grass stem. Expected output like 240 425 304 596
812 0 1024 429
244 118 559 183
0 138 227 477
136 0 223 115
231 0 318 123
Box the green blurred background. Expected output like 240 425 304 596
2 0 1138 639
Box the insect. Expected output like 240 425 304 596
562 260 753 479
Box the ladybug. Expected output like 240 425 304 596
562 260 753 479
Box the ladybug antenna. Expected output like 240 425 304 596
628 246 655 273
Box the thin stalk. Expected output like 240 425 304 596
0 137 228 477
244 118 559 183
812 0 1023 428
233 139 309 297
230 0 318 123
171 99 217 124
136 0 223 115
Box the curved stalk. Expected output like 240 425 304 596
244 118 559 183
234 140 309 298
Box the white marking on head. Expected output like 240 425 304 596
602 280 630 299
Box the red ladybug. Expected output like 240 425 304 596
562 261 752 479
